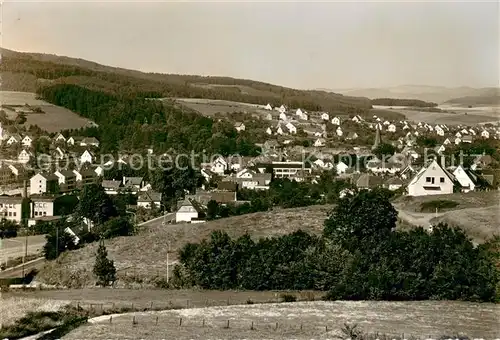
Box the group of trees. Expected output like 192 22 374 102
175 189 499 302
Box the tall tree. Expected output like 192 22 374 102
93 240 117 287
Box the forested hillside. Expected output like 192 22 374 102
0 48 372 115
371 98 438 107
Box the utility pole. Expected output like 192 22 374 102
166 242 170 283
55 226 59 259
22 233 28 278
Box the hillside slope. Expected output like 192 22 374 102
0 48 371 115
37 205 331 288
330 85 499 104
444 88 500 106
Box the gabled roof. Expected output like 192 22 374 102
138 191 162 202
102 180 123 189
81 137 99 144
356 174 383 189
123 177 143 186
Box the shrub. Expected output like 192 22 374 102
420 200 459 212
280 294 297 303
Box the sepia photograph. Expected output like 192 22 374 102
0 1 499 339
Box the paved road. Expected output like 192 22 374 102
0 257 45 279
0 235 46 261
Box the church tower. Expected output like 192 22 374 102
372 124 381 150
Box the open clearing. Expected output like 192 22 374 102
0 297 69 327
37 205 331 288
63 301 500 339
431 205 499 242
169 97 271 117
0 91 94 132
394 191 500 213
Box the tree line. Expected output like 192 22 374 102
371 98 438 107
174 189 499 302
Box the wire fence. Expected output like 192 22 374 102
67 301 446 339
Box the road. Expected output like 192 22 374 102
0 257 45 279
0 235 46 261
395 207 446 229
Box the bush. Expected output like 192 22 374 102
420 200 459 212
280 294 297 303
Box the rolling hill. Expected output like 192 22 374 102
444 88 500 106
0 48 372 116
327 85 499 104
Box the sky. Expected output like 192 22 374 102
1 1 499 90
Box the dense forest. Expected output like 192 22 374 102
371 98 438 107
38 84 260 156
0 48 372 115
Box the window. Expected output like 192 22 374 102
13 212 16 217
426 177 431 183
8 212 12 216
440 177 445 183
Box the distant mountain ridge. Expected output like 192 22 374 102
319 85 499 104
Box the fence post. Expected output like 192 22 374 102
132 315 136 326
227 297 230 306
179 317 183 327
300 323 303 330
109 316 112 324
202 319 205 327
275 322 278 330
250 321 254 330
325 325 328 332
155 316 159 325
226 320 230 329
150 301 154 310
131 303 134 311
186 300 190 308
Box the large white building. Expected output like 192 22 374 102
29 173 59 196
175 199 205 223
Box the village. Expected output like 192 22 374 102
0 101 498 227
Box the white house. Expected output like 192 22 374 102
266 127 272 135
435 126 444 136
21 136 33 148
346 132 358 140
454 137 462 145
336 127 343 137
443 138 451 145
481 130 490 138
137 191 162 209
29 173 59 196
296 108 304 117
435 144 446 154
455 132 462 138
278 105 286 114
80 137 100 147
331 117 341 125
299 112 308 121
18 149 32 164
403 124 410 130
279 112 287 121
383 120 391 126
286 122 297 134
6 134 21 146
407 160 456 196
276 124 284 135
209 156 227 175
453 165 477 193
30 196 55 219
54 133 66 143
175 199 204 223
264 103 273 110
80 150 94 164
387 124 396 133
469 128 476 136
321 113 330 121
336 161 349 174
314 138 326 147
0 196 25 224
234 122 245 132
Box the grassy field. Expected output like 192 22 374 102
0 297 69 327
62 300 500 339
171 97 272 117
384 105 499 125
0 91 94 132
394 190 499 213
37 205 331 288
431 205 499 242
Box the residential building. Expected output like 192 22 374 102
137 191 162 209
256 161 312 179
21 136 33 148
285 122 296 134
53 133 66 144
314 138 326 147
355 174 383 190
321 113 329 121
331 117 341 125
80 150 94 164
452 165 484 193
336 161 349 175
234 122 245 132
346 132 358 140
101 180 123 195
18 149 33 164
407 160 456 196
5 134 21 146
73 168 98 186
264 103 273 110
67 136 84 146
175 199 205 223
54 170 77 192
0 196 26 223
80 137 100 148
385 177 404 191
387 124 396 132
30 195 55 218
29 173 59 196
